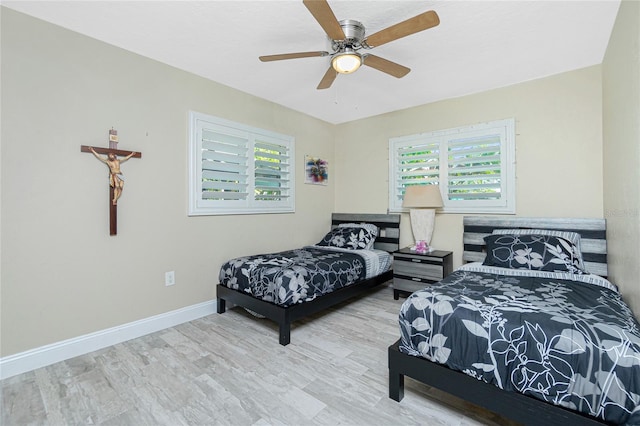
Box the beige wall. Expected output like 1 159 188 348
334 66 605 267
0 8 336 356
603 0 640 314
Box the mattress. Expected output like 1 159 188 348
399 264 640 425
219 246 391 307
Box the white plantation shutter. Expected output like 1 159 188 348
392 140 440 207
447 134 502 201
254 139 291 202
189 112 295 215
389 118 515 214
201 129 249 201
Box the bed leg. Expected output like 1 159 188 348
389 370 405 402
388 340 405 401
217 298 226 314
279 323 291 346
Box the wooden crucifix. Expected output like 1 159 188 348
81 129 142 235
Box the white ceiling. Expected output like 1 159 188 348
3 0 621 124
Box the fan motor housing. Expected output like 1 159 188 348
339 19 365 44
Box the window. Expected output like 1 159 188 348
189 111 295 215
389 118 515 214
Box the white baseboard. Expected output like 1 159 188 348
0 300 217 380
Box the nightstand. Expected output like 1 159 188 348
392 248 453 299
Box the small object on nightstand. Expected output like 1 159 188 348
392 248 453 300
414 240 429 254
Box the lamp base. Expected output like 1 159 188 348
409 208 436 250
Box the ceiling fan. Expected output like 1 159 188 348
259 0 440 90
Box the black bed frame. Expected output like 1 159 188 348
388 340 607 425
217 213 401 346
388 216 610 426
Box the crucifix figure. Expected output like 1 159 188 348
89 148 135 205
81 129 142 235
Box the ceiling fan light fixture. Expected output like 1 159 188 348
332 50 362 74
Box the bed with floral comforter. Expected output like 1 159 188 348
219 246 391 307
399 263 640 425
217 214 400 346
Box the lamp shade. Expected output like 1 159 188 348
402 185 443 208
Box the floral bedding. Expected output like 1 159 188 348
399 264 640 425
219 247 390 307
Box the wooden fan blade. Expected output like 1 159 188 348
259 51 329 62
364 10 439 48
317 66 337 90
363 54 410 78
303 0 345 41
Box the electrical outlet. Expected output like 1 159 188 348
165 271 175 286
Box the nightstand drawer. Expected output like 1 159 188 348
392 249 453 300
393 259 444 281
393 277 433 294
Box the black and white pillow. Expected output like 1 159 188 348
317 227 376 250
483 234 586 274
338 222 379 249
492 228 585 270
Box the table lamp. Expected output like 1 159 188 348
402 185 443 253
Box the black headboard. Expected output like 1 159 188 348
463 216 607 277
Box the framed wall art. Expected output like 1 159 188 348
305 155 328 185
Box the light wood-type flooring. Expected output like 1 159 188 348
1 283 517 425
